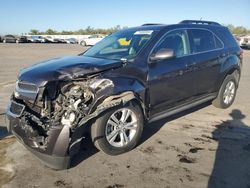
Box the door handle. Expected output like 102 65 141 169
219 53 227 58
179 70 184 75
185 62 197 68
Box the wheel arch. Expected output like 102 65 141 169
89 91 147 122
218 54 241 90
78 76 148 127
80 40 87 46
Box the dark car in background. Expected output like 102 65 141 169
3 35 17 43
3 35 28 43
6 20 242 169
16 36 28 43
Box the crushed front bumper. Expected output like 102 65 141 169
5 101 85 170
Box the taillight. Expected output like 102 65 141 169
240 48 243 60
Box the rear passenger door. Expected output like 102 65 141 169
187 29 224 96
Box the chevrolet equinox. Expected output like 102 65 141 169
6 20 243 169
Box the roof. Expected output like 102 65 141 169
136 20 224 31
122 20 225 34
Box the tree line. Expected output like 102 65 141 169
29 24 250 36
226 24 250 35
29 25 128 35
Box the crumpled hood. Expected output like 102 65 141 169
19 55 122 85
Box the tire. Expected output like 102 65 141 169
212 72 239 109
91 101 144 155
80 41 86 46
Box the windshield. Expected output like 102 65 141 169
83 29 157 60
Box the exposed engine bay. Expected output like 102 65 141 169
52 82 93 129
11 78 116 150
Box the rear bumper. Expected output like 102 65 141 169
5 102 85 170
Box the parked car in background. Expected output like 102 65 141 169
58 39 67 43
79 34 104 46
37 36 50 43
45 36 60 43
3 35 28 43
3 35 17 43
239 35 250 49
27 36 41 43
65 38 78 44
16 36 29 43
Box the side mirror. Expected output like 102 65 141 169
150 48 175 62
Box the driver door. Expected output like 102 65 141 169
148 29 197 116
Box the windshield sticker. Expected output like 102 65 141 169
134 30 153 35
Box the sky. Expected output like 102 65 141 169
0 0 249 35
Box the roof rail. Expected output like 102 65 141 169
179 20 221 26
141 23 163 26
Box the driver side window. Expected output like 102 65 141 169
153 29 190 58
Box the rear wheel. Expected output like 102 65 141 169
80 41 86 46
91 102 143 155
212 72 239 109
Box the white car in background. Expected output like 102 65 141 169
45 36 60 43
238 35 250 49
79 34 104 46
27 36 47 43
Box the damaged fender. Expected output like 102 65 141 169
78 76 147 126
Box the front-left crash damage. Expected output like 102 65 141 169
6 71 134 169
6 62 145 169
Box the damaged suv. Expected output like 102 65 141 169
6 20 242 169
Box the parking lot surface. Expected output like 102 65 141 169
0 44 250 188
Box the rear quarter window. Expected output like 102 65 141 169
215 28 238 48
214 35 224 49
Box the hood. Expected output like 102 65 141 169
19 55 122 85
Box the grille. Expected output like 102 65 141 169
10 101 25 117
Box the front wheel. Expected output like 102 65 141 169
213 73 238 109
91 102 144 155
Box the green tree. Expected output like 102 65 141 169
61 30 74 35
226 24 250 35
45 29 57 35
29 29 40 35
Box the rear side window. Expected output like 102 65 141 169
189 29 216 53
215 28 238 48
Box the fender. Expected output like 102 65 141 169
78 77 147 126
217 54 241 89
